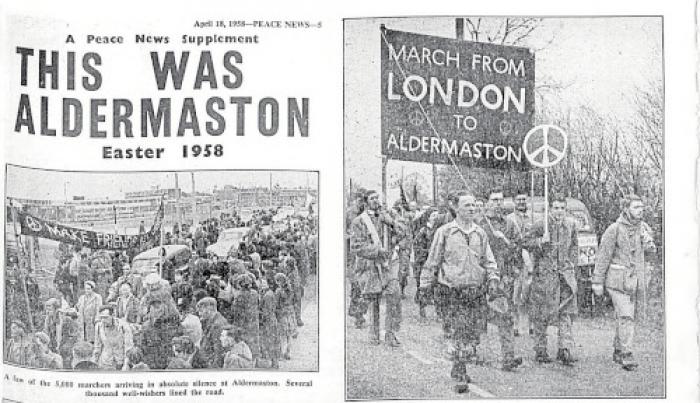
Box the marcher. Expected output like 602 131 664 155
57 307 82 369
478 190 523 371
221 326 254 369
42 298 61 352
259 279 281 368
593 194 656 371
76 280 103 343
523 195 579 366
92 305 133 370
32 331 63 369
196 297 228 368
5 320 35 366
506 193 534 337
422 192 498 393
350 190 402 347
412 210 438 320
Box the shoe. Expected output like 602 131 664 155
419 306 427 319
502 356 523 371
620 352 638 371
454 384 470 394
283 352 291 360
535 351 553 364
514 329 520 337
612 349 622 364
297 319 305 327
450 362 471 383
556 349 575 366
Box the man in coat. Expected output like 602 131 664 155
422 192 499 392
478 190 523 371
350 189 402 346
92 305 133 370
196 296 228 368
506 193 534 337
592 194 656 371
523 195 578 366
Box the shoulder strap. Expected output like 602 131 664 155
359 212 381 247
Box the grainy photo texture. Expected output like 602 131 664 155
344 16 663 399
5 166 319 372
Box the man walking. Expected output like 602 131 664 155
350 190 402 347
507 193 533 337
479 190 523 371
524 195 578 366
423 192 498 392
592 194 656 371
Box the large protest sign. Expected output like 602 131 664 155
15 201 164 250
381 28 535 170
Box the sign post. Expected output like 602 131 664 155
522 124 568 237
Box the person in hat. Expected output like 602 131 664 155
196 296 228 368
92 305 133 370
523 194 579 366
42 298 62 353
76 280 103 343
107 263 142 303
221 326 253 369
32 331 63 369
57 307 82 368
231 273 260 365
5 320 35 366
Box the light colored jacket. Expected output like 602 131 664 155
424 220 498 288
593 214 655 293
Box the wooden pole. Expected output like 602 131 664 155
544 167 549 237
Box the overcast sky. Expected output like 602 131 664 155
6 165 318 201
344 17 662 201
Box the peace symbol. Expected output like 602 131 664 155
25 215 43 232
408 110 424 126
522 124 568 168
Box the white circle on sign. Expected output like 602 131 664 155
522 124 568 168
25 216 43 232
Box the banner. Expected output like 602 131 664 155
381 28 535 170
15 200 164 250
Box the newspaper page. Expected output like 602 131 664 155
1 0 698 402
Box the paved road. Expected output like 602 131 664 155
346 281 664 399
280 277 319 372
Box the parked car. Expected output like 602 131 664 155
206 227 251 257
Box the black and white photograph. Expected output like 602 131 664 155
345 16 664 398
4 165 319 372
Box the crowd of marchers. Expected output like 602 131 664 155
347 189 655 393
5 208 318 371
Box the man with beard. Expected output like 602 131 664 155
350 190 402 347
524 194 578 366
423 192 498 393
196 297 228 368
507 193 534 337
478 190 523 371
593 194 656 371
